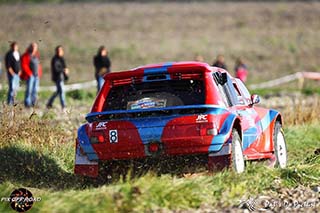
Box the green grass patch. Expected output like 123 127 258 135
66 89 96 101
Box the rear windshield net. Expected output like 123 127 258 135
103 80 205 111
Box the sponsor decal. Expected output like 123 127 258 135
96 121 108 130
127 98 167 110
196 114 208 123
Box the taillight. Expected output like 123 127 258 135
98 135 105 143
90 135 105 144
206 128 218 136
149 143 160 153
200 123 218 136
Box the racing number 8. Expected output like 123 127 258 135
109 130 118 143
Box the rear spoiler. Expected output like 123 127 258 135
86 105 226 123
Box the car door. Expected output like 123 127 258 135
212 72 262 152
232 79 263 152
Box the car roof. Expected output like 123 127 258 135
104 61 229 80
132 61 209 70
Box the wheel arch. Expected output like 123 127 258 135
275 113 283 126
269 111 284 154
232 118 242 141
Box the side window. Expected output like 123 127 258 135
224 76 239 106
212 72 239 106
213 73 229 106
235 79 251 105
233 82 246 105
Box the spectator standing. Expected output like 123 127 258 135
212 54 228 70
5 42 21 105
194 54 204 62
234 58 248 82
47 45 69 109
93 46 111 92
21 42 42 107
0 56 2 77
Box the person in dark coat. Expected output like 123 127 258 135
212 54 228 70
93 46 111 92
47 45 69 109
5 41 21 105
0 56 2 77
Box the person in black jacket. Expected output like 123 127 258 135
47 45 69 109
5 41 21 105
212 54 228 70
93 46 111 92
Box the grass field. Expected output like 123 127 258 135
0 101 319 212
0 2 320 85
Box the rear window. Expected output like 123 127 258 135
103 80 205 111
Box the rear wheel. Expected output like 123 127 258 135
231 129 245 173
208 129 245 173
273 122 287 168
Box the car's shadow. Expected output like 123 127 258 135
0 146 89 190
0 146 210 189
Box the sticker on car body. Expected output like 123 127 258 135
95 121 108 130
109 130 118 143
196 114 208 123
127 97 167 110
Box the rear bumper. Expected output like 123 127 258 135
74 141 231 178
75 119 234 177
97 141 230 159
92 140 224 161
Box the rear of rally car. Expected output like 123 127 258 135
74 62 238 177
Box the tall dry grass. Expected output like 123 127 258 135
262 94 320 126
0 105 73 146
0 105 77 173
283 97 320 126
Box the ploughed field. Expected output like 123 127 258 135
0 2 320 85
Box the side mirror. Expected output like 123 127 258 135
251 94 260 106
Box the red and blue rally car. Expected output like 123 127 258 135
74 62 287 177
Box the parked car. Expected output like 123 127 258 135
74 62 287 177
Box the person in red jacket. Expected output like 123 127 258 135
234 57 248 83
21 42 42 107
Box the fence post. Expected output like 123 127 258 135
298 76 304 91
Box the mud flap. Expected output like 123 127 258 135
208 143 231 170
74 153 99 177
208 155 231 171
